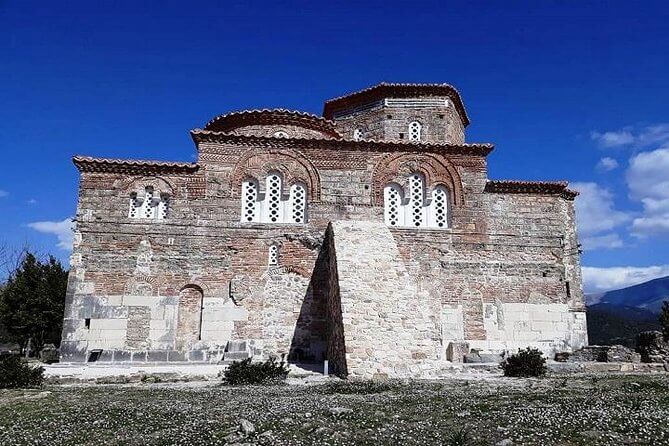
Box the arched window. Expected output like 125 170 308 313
241 179 259 222
383 173 449 229
241 174 308 224
273 130 288 138
353 128 363 141
289 183 307 223
428 186 449 228
383 184 403 227
265 173 283 223
128 186 169 220
409 121 422 142
268 245 279 266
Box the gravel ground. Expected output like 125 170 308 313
1 374 669 445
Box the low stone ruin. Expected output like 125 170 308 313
636 330 669 363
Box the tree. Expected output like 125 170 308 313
660 301 669 341
0 253 68 353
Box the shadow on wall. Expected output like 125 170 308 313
288 224 348 376
287 247 327 364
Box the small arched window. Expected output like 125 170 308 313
289 183 307 223
273 130 288 138
129 186 169 220
265 173 283 223
241 179 259 222
409 121 422 142
353 128 363 141
268 245 279 266
383 184 403 227
408 173 425 227
428 186 449 228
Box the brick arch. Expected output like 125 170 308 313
116 176 177 197
230 149 321 201
371 153 464 206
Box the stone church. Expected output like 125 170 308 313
60 83 588 378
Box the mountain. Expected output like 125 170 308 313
585 276 669 346
586 275 669 314
586 303 660 347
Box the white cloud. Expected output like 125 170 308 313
580 233 624 251
570 182 629 250
583 265 669 294
591 123 669 149
626 147 669 237
27 198 37 205
590 129 634 148
27 218 74 251
596 157 619 172
0 190 8 198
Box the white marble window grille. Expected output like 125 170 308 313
241 179 259 222
273 131 288 138
428 186 449 228
242 174 309 224
383 184 403 227
353 128 363 141
129 186 168 220
289 183 307 223
408 173 425 227
128 193 140 218
265 173 283 223
409 121 422 142
268 245 279 266
383 173 448 229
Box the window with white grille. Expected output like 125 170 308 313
265 173 282 223
241 179 259 222
268 245 279 266
383 184 403 227
128 186 169 220
353 128 363 141
428 186 449 228
383 174 449 229
409 121 422 142
408 174 425 227
242 174 308 224
273 131 288 138
289 183 307 223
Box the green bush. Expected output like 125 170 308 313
223 358 289 385
501 347 547 377
0 355 45 388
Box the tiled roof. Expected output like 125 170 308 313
73 156 199 174
190 129 494 156
323 82 471 126
203 109 341 138
485 180 578 200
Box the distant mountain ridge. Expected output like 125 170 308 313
586 275 669 314
585 275 669 346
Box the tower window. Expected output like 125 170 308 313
273 131 288 138
409 121 422 142
353 128 363 141
241 179 259 222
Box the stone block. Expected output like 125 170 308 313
166 350 186 362
112 350 132 362
147 350 168 362
446 341 469 362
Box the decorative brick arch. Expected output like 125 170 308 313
371 152 464 206
230 149 321 201
116 176 177 197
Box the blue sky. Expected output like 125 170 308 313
1 1 668 292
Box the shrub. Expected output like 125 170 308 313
223 358 289 385
0 355 45 388
501 347 547 377
446 427 472 446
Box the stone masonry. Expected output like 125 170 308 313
60 82 588 378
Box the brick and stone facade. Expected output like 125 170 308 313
60 82 588 378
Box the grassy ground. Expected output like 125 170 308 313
1 374 669 445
